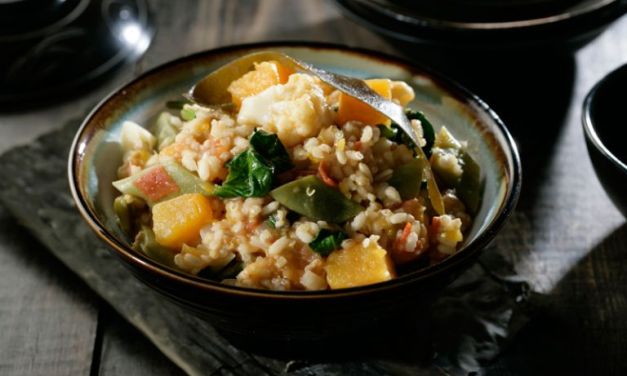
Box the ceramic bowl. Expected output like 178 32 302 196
335 0 627 51
583 63 627 218
68 42 521 345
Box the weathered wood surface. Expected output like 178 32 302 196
0 0 626 374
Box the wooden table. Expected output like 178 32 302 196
1 1 626 374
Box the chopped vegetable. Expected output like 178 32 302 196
317 160 337 187
377 123 397 139
266 213 277 228
308 229 347 256
181 108 196 121
152 112 178 150
213 148 273 198
455 151 482 214
325 236 396 289
214 130 291 198
152 193 215 249
133 165 180 202
227 60 294 108
337 78 392 126
270 175 363 223
112 160 213 206
396 222 413 249
380 117 445 214
431 127 482 213
114 195 132 235
248 129 292 173
388 158 426 200
120 121 155 153
113 194 146 236
132 226 176 268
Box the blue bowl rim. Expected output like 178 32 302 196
68 41 522 300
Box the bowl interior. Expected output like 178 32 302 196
72 44 518 291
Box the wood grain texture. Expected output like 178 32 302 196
97 306 185 376
0 207 99 376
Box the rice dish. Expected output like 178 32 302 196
112 58 480 291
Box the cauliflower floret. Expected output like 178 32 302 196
237 73 332 147
120 121 155 153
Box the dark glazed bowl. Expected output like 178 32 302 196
0 0 154 107
68 42 521 346
335 0 627 51
583 63 627 218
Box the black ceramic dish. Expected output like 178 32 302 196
335 0 627 51
0 0 153 108
68 42 521 347
583 63 627 218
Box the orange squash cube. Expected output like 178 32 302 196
159 142 187 161
336 78 392 126
325 237 396 289
152 193 214 249
227 60 295 108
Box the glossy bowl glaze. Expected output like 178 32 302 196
335 0 627 51
68 42 521 346
583 63 627 218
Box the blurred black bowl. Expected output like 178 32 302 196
0 0 153 108
335 0 627 51
583 63 627 218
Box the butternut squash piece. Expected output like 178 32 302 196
152 193 214 249
159 142 187 161
325 236 396 289
227 61 294 108
336 78 392 126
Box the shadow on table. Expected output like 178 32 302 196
487 222 627 375
391 46 576 212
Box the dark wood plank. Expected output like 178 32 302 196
97 306 185 376
0 206 99 376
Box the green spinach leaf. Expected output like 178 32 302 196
308 229 347 256
249 129 293 173
213 149 273 197
213 130 292 198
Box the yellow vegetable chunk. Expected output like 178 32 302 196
336 78 392 126
227 60 294 108
152 193 214 249
325 236 396 289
